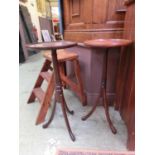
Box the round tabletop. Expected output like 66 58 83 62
84 39 132 48
26 41 77 50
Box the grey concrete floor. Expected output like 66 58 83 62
19 52 127 155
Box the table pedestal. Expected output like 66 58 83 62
82 48 117 134
43 49 76 141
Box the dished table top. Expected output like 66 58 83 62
25 41 77 50
84 39 132 48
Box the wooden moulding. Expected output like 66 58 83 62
64 30 124 43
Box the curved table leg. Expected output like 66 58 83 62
103 89 117 134
42 97 57 128
60 94 76 141
81 49 117 134
81 95 100 121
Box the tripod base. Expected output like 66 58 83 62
82 86 117 134
43 93 76 141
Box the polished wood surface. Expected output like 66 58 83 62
26 41 77 50
84 39 132 48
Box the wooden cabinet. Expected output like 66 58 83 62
63 0 126 42
115 0 135 150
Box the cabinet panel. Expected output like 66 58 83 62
72 0 80 16
106 0 126 24
92 0 108 24
63 0 125 42
64 0 93 30
70 0 82 23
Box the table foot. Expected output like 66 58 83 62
103 89 117 134
64 101 74 115
81 87 117 134
42 97 57 129
69 130 76 141
81 96 100 121
60 94 76 141
104 107 117 134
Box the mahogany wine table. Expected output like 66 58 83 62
82 39 132 134
26 41 77 141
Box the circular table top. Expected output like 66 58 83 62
26 41 77 50
84 39 132 48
